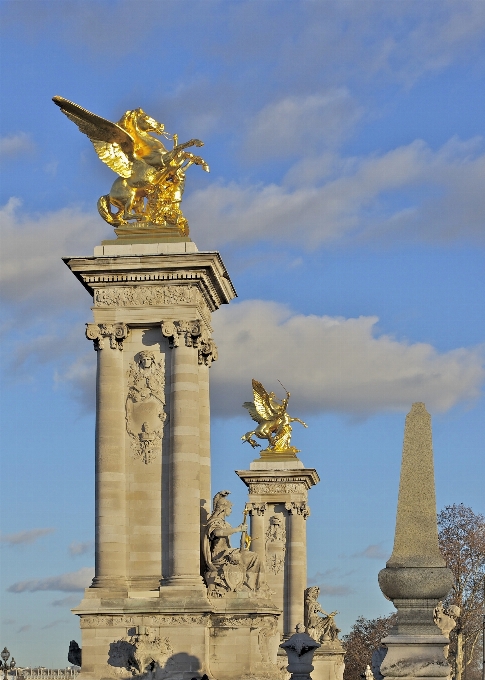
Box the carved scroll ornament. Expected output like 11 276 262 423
285 501 310 519
86 322 129 350
161 319 217 365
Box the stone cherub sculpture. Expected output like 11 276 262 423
241 379 308 453
203 490 271 598
53 96 208 235
304 587 341 643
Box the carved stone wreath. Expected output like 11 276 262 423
126 351 166 464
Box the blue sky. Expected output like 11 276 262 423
0 0 484 666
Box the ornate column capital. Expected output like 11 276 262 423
86 322 129 350
161 320 218 365
285 501 310 519
245 502 267 516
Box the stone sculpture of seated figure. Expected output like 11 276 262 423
203 490 271 598
304 586 341 642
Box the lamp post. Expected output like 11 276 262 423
0 648 15 680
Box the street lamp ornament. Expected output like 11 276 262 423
52 96 209 238
241 379 308 454
0 648 15 680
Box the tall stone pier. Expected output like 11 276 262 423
378 403 454 680
237 454 319 638
64 239 281 680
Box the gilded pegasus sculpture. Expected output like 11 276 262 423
241 379 308 454
53 96 209 237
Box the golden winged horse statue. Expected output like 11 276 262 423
241 379 308 454
53 96 209 237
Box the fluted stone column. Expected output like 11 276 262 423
86 323 129 589
247 503 267 563
286 501 309 636
199 362 211 525
378 403 453 680
162 322 205 588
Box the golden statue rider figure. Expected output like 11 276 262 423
241 379 308 454
53 96 209 238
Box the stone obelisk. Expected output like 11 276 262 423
378 403 453 680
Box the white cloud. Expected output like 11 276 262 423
351 544 389 560
0 132 34 157
186 137 485 249
51 595 81 608
210 300 484 417
245 90 362 160
1 528 55 546
42 619 68 629
0 198 108 313
17 624 31 634
7 567 94 593
69 540 94 557
317 584 354 597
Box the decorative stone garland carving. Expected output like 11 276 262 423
126 351 166 464
85 322 129 350
144 614 209 626
82 270 222 312
265 515 286 574
249 482 307 495
80 614 209 628
285 501 310 519
94 285 212 326
161 319 218 365
211 615 279 628
108 631 173 676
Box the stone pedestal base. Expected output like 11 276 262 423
311 642 345 680
74 589 282 680
380 635 451 680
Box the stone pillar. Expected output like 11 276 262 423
247 502 267 562
162 321 205 588
378 403 453 680
286 501 309 637
236 463 319 638
86 322 129 589
198 362 211 525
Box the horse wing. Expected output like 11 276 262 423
251 379 276 421
53 96 134 178
243 401 264 424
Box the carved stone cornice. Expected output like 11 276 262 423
86 322 129 350
161 320 218 365
285 501 310 519
236 469 320 496
63 252 237 312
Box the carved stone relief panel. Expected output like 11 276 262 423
108 632 173 676
248 482 307 495
94 284 212 326
126 351 166 464
265 515 286 574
